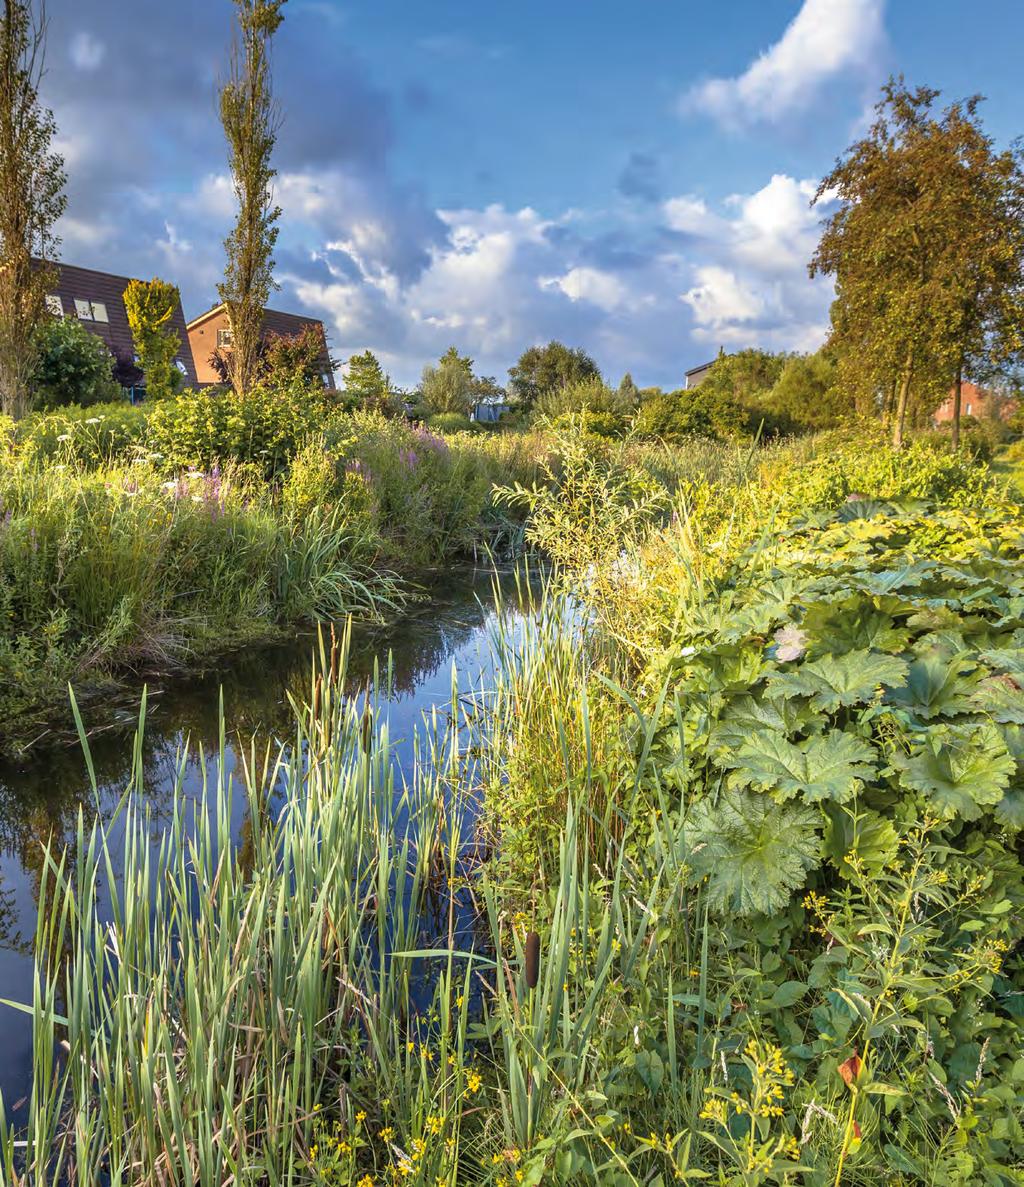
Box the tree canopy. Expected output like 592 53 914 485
508 341 600 407
811 77 1024 447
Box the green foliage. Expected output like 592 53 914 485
30 315 119 408
342 348 393 411
123 277 183 401
534 376 632 435
421 346 475 415
16 401 147 466
508 340 600 407
635 386 748 442
427 411 474 433
146 382 329 476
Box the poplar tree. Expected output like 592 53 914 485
218 0 285 398
0 0 66 418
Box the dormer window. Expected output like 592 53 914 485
45 294 63 316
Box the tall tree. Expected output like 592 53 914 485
421 346 474 415
508 341 600 407
343 349 391 409
218 0 285 399
811 79 1024 448
0 0 66 418
124 277 182 401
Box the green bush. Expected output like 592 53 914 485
146 381 330 476
31 316 120 409
635 387 748 442
427 411 473 434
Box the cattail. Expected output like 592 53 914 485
361 700 373 752
525 931 540 990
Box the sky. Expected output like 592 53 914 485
38 0 1024 389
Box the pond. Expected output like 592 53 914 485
0 567 524 1111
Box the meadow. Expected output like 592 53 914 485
1 399 1021 1185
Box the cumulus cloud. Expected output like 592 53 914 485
685 0 885 127
668 174 834 349
541 267 627 313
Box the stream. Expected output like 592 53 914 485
0 568 524 1110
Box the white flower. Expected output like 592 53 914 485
679 645 697 657
57 433 71 441
84 417 101 424
161 480 177 491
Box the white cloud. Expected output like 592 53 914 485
661 195 721 236
541 266 627 312
69 31 106 72
666 173 834 349
682 266 764 333
685 0 885 127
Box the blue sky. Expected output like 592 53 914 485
41 0 1024 388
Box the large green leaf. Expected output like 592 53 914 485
767 649 908 712
894 723 1015 821
885 650 980 720
799 595 910 657
994 788 1024 830
980 646 1024 680
970 676 1024 724
706 694 811 760
722 729 876 803
822 807 900 878
684 790 821 917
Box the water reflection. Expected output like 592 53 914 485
0 568 520 1107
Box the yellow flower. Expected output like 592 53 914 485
379 1126 395 1142
357 1177 375 1187
356 1110 367 1124
466 1069 483 1093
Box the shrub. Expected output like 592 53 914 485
635 387 748 442
427 411 473 434
30 316 120 409
147 382 330 476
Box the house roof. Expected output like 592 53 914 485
44 261 198 385
685 359 716 377
187 302 327 336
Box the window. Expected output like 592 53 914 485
321 372 333 388
74 298 108 321
217 328 233 348
45 294 63 316
966 402 973 416
174 359 189 376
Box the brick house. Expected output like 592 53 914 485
186 303 336 389
932 381 1018 424
43 262 198 391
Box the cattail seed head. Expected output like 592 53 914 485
525 931 540 990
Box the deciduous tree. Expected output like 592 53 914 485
811 79 1024 448
508 341 600 407
0 0 66 418
421 346 474 415
218 0 285 398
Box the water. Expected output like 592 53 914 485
0 568 523 1109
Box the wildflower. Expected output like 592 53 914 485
379 1126 395 1141
357 1177 375 1187
356 1110 367 1123
466 1069 482 1093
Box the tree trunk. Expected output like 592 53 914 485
951 360 963 452
892 355 914 449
